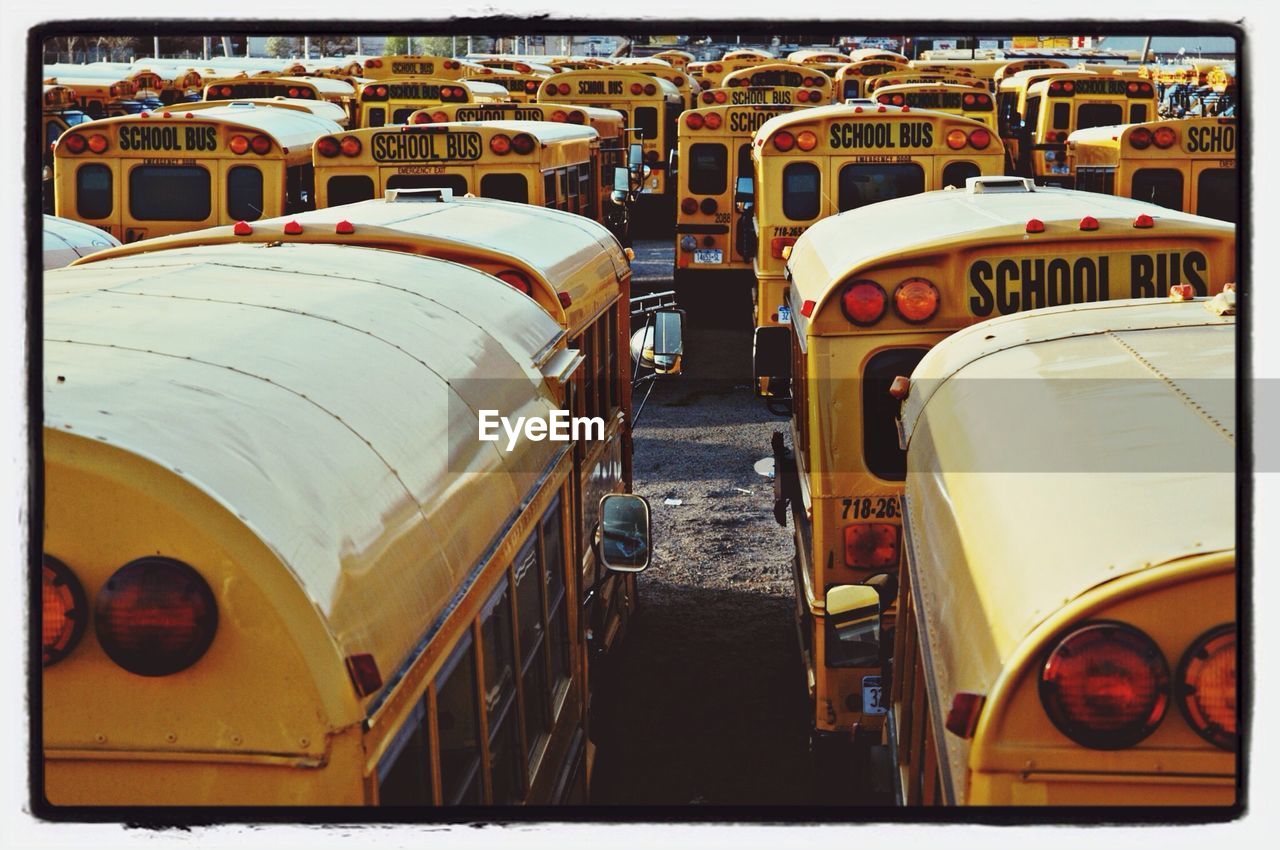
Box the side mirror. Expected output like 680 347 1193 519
753 325 791 398
612 167 632 205
598 493 651 572
629 309 686 375
628 142 644 170
734 175 754 213
825 584 881 668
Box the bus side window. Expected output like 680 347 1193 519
997 92 1018 135
435 635 483 805
559 169 570 211
1196 168 1237 223
582 322 598 418
75 163 113 219
327 175 376 206
515 540 552 770
578 163 594 220
782 161 821 220
1132 167 1184 212
566 164 579 214
227 165 264 222
605 308 617 414
544 171 557 208
376 697 433 805
1023 95 1041 134
480 579 523 804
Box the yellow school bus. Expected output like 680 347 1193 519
1070 117 1238 222
653 49 695 70
359 54 486 81
865 72 985 95
700 54 776 89
791 52 855 81
203 75 356 124
45 63 166 106
749 103 1004 331
889 292 1237 805
356 77 510 128
752 179 1236 783
874 84 997 130
312 121 602 221
621 63 702 111
43 75 138 119
42 213 120 269
999 71 1158 186
847 48 910 65
43 237 658 806
407 103 631 243
697 85 823 109
723 63 833 106
834 60 912 100
42 85 92 212
537 70 683 197
674 102 804 282
990 58 1070 90
52 102 341 242
71 189 659 702
187 96 350 127
470 71 548 104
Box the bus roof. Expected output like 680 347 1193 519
73 102 342 147
188 97 349 124
45 242 567 687
786 181 1235 317
73 192 629 331
43 214 121 269
900 296 1234 655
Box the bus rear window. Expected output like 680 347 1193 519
1051 102 1070 130
480 173 529 204
633 107 658 140
227 165 263 221
366 107 386 127
688 143 727 195
837 163 923 212
863 347 929 481
129 165 210 221
75 164 112 219
942 161 980 190
1129 104 1149 123
327 175 376 206
387 173 468 195
1132 167 1184 211
391 108 417 124
1196 168 1237 223
782 162 821 220
1076 102 1123 130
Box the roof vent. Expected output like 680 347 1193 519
967 176 1036 194
385 187 454 203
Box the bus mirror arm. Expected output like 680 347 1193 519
771 430 799 528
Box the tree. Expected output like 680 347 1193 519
265 36 300 58
383 35 409 54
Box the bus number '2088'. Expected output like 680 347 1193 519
842 497 899 520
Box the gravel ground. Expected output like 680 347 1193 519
588 244 824 807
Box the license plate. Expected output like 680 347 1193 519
862 675 887 716
777 305 791 323
693 248 723 264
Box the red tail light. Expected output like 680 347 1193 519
567 111 584 124
1040 622 1170 749
704 113 722 130
842 523 899 568
1153 126 1177 149
714 90 727 104
701 91 715 104
411 111 431 124
893 278 939 323
644 83 657 95
87 134 109 153
525 80 539 93
339 136 361 157
250 134 271 155
316 136 339 157
699 197 718 214
685 112 704 130
490 133 512 155
841 279 887 325
229 134 250 155
94 557 218 677
219 85 233 97
945 128 968 150
551 109 568 122
496 269 533 295
1177 624 1237 750
287 87 300 98
796 90 810 102
681 197 698 215
559 83 571 95
631 82 643 95
432 111 448 123
772 130 795 152
796 130 817 151
375 85 388 97
968 128 991 149
727 78 741 87
43 555 88 667
62 133 87 154
1130 127 1153 149
770 236 797 259
511 133 535 154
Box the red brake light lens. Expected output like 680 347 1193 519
511 133 535 154
228 134 249 155
699 197 718 215
411 111 431 124
551 109 568 122
490 134 512 155
796 130 818 151
842 523 899 568
1177 624 1237 750
94 557 219 677
316 136 339 157
968 128 991 150
496 269 533 295
1130 127 1153 149
631 82 644 95
62 133 87 154
772 130 795 152
567 111 585 124
714 90 727 104
840 279 887 325
250 134 271 155
685 112 704 130
1039 622 1170 749
945 128 968 150
1153 126 1177 149
644 83 656 95
339 136 361 157
893 278 940 323
701 91 715 104
680 197 698 215
43 555 88 667
704 113 722 130
87 134 109 153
